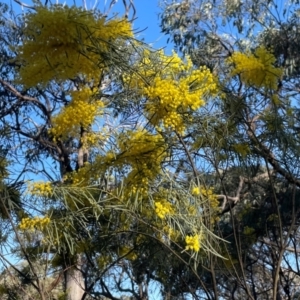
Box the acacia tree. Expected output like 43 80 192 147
0 1 222 299
2 0 299 299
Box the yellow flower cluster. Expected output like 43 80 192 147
118 246 137 260
19 216 51 231
49 88 104 140
125 180 149 200
155 200 174 219
17 5 132 87
117 129 167 185
185 234 201 252
192 186 219 210
229 47 282 89
28 181 53 197
118 129 165 158
80 132 104 148
192 186 216 199
192 187 201 196
144 67 214 132
127 50 217 132
63 163 91 186
204 188 219 210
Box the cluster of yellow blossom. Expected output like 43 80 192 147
118 246 137 260
203 187 218 208
27 181 53 197
192 186 219 211
19 216 51 231
155 200 174 219
117 174 150 203
143 67 215 132
191 186 201 196
117 129 167 186
124 180 149 201
80 132 105 148
63 163 91 186
228 47 282 89
126 50 217 132
185 234 201 252
192 186 216 199
49 88 104 140
17 5 132 87
118 129 165 160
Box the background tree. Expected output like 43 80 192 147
158 0 300 299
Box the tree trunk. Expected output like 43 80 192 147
65 254 85 300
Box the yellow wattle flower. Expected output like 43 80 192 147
49 88 104 140
19 216 51 231
185 234 201 252
229 47 282 89
125 50 218 133
17 5 133 87
154 200 174 219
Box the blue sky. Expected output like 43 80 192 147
98 0 171 50
132 1 167 48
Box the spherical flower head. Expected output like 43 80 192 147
155 200 174 219
192 187 200 196
185 234 201 252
